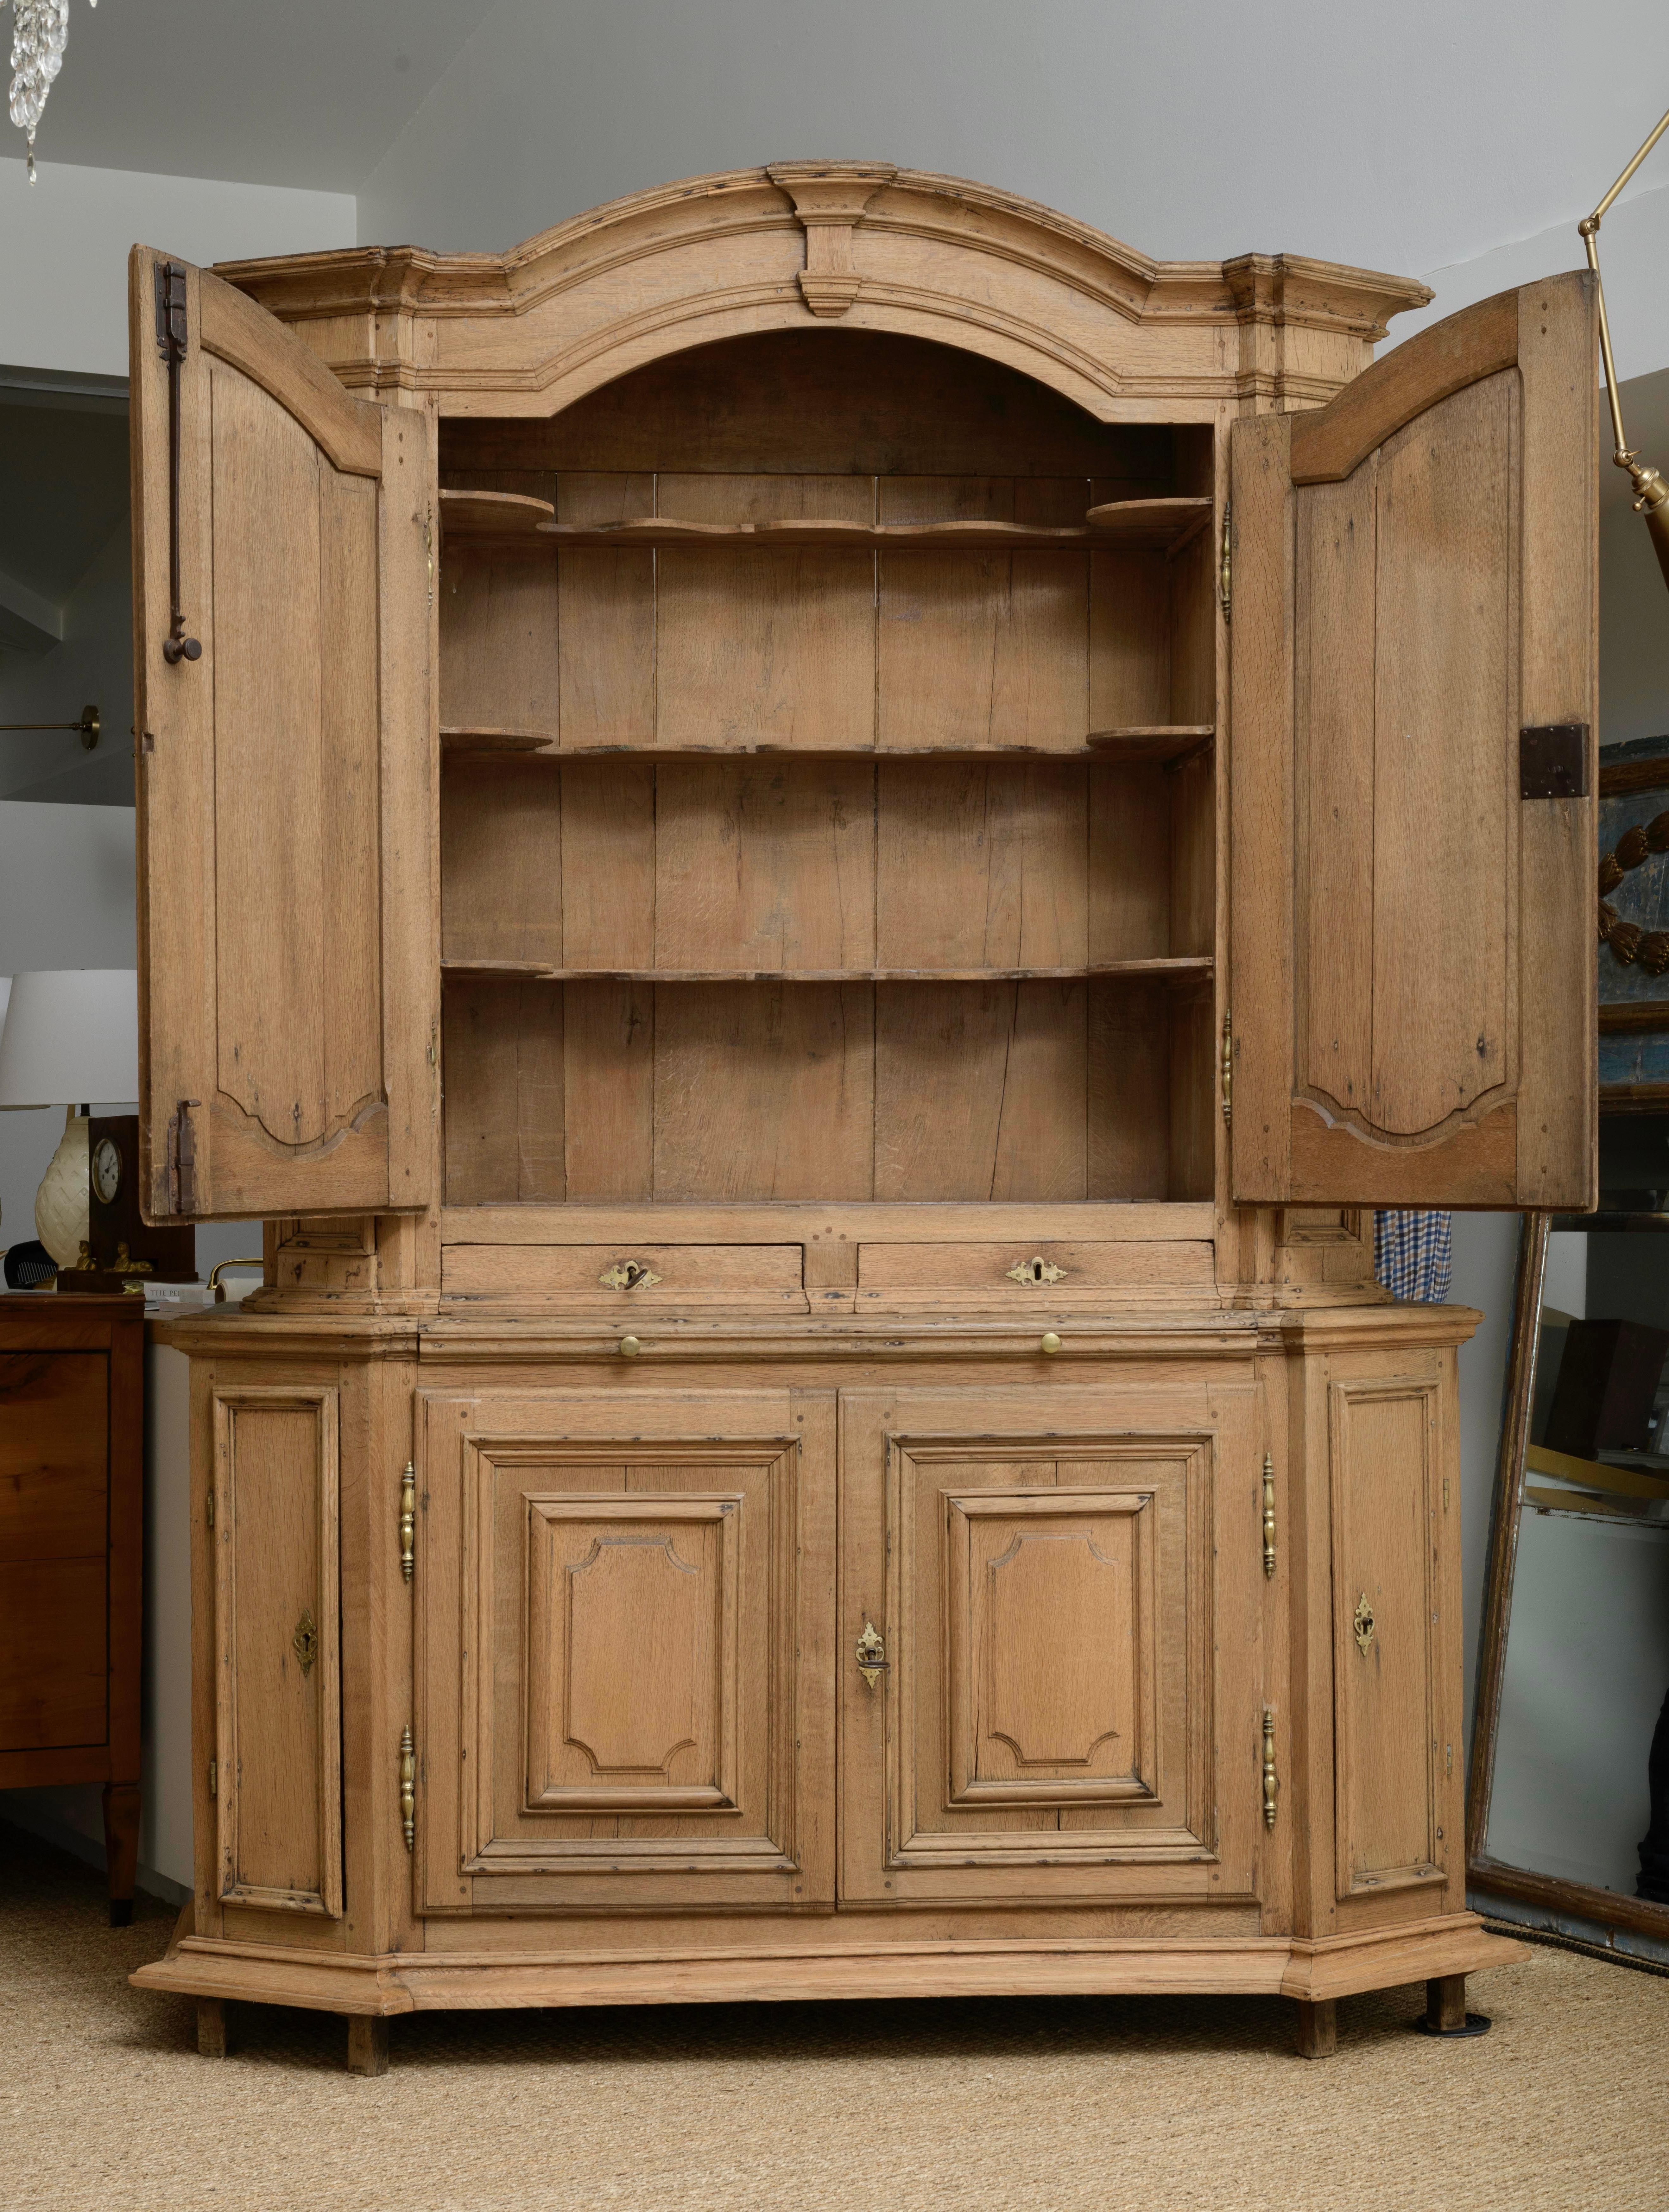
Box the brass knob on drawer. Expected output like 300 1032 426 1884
1040 1331 1062 1356
619 1334 642 1358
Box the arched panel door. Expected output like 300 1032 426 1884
130 249 434 1220
1230 274 1597 1209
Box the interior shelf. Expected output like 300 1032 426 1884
441 958 1214 984
526 496 1213 551
439 489 556 536
440 726 1217 758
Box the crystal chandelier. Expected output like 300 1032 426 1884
8 0 96 183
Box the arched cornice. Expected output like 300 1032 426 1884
217 163 1433 417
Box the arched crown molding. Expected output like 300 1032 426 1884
216 162 1434 417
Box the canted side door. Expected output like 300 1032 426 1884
1230 273 1597 1208
130 247 434 1220
839 1379 1267 1907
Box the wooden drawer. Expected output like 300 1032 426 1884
0 1557 106 1750
0 1351 109 1560
442 1242 807 1310
855 1240 1215 1309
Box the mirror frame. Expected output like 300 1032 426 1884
1466 1208 1669 1937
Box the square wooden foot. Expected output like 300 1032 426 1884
1295 1997 1337 2059
102 1781 140 1927
196 1997 230 2058
1415 1973 1490 2037
346 2015 389 2077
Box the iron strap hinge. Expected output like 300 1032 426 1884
168 1100 200 1215
152 257 201 667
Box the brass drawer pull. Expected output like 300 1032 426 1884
856 1619 888 1690
1354 1594 1375 1656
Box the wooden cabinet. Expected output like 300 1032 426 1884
0 1294 144 1922
126 164 1575 2064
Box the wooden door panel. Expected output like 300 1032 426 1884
840 1383 1264 1907
210 1388 342 1917
415 1389 834 1913
1329 1372 1449 1900
131 248 433 1220
1231 273 1596 1207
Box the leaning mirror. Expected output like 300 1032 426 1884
1468 1198 1669 1955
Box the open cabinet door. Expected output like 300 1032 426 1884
1230 273 1597 1210
130 248 434 1220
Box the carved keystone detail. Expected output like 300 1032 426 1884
767 160 898 319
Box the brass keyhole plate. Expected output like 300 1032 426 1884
292 1609 319 1676
1353 1593 1375 1657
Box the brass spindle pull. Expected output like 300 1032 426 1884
399 1726 416 1853
1262 1707 1278 1829
399 1462 416 1585
1262 1453 1276 1578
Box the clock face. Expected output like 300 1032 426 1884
91 1135 123 1206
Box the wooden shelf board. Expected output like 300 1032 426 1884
442 728 1216 761
522 498 1214 552
439 489 555 537
1083 496 1214 549
442 958 1214 984
1087 726 1215 762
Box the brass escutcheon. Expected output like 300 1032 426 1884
855 1619 888 1690
1004 1255 1067 1285
1353 1593 1376 1657
292 1609 319 1676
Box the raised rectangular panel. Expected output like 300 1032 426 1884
945 1488 1158 1806
524 1494 739 1810
211 1388 341 1917
1329 1373 1445 1898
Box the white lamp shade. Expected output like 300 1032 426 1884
0 968 138 1107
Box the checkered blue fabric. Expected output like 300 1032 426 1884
1373 1210 1452 1302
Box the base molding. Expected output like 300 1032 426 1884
131 1911 1527 2019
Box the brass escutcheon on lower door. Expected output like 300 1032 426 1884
292 1609 318 1676
1353 1593 1376 1657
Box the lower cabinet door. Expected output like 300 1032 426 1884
840 1381 1265 1906
415 1386 835 1913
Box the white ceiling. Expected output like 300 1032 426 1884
17 0 498 193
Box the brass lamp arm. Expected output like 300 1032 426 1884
1580 100 1669 589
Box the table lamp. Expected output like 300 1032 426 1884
0 969 139 1268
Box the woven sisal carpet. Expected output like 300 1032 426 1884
2 1824 1665 2212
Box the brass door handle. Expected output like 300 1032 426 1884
856 1619 888 1690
